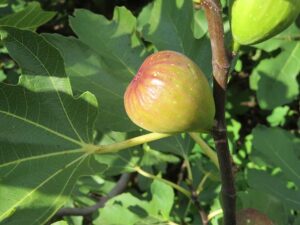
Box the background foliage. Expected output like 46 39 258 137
0 0 299 224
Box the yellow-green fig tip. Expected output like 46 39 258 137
231 0 300 45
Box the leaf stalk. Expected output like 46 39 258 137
89 132 171 154
134 166 191 198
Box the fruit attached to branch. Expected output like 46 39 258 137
231 0 300 45
124 50 215 134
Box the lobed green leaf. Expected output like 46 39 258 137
0 27 104 224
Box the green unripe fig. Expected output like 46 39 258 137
237 208 274 225
231 0 300 45
124 51 215 134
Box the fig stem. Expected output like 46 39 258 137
189 132 219 169
232 41 240 55
134 166 192 198
92 133 171 154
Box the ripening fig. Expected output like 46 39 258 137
237 208 274 225
124 51 215 134
231 0 300 45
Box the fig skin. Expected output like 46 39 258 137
124 50 215 134
231 0 300 45
237 208 274 225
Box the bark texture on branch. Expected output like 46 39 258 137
201 0 236 224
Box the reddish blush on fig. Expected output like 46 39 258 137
124 50 215 133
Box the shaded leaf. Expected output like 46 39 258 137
237 189 286 225
140 145 180 167
149 134 194 157
293 216 300 225
69 7 146 81
94 131 143 176
44 34 137 132
250 42 300 109
140 0 212 77
252 126 300 186
0 2 55 30
1 27 71 94
237 190 285 222
248 170 300 210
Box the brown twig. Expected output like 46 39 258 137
48 173 131 223
201 0 236 225
179 158 209 225
177 160 187 185
191 189 209 225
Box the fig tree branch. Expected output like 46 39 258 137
187 175 210 225
190 188 209 225
201 0 236 225
50 173 131 221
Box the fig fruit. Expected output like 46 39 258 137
231 0 300 45
237 208 274 225
124 51 215 134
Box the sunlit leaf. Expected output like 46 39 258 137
267 106 289 127
95 180 174 225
